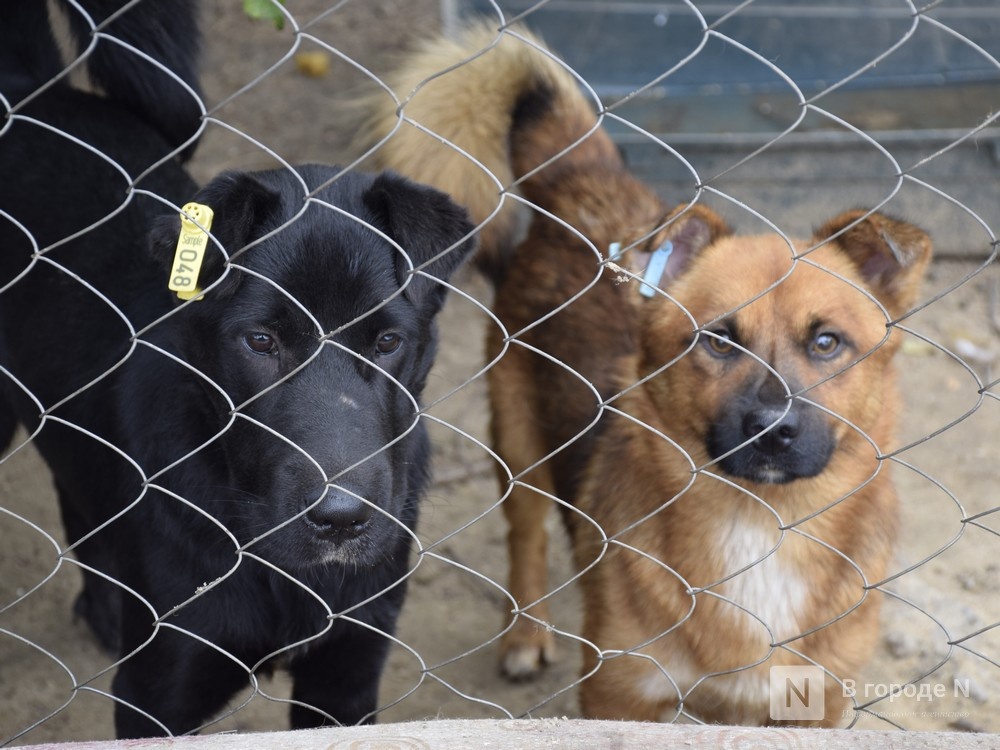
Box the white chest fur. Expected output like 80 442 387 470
636 514 810 715
716 519 809 643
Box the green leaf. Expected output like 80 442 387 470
243 0 286 30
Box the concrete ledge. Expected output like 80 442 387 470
21 719 996 750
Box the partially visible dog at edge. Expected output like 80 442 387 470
354 21 932 725
0 1 475 738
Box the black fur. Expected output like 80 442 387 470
2 0 202 159
0 4 475 738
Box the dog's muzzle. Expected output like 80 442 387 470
709 399 835 484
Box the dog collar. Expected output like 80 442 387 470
639 239 674 298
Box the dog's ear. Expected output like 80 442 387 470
814 210 932 317
362 172 477 310
148 171 282 301
628 203 731 289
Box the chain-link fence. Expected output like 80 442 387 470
1 0 998 744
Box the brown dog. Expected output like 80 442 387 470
355 22 932 725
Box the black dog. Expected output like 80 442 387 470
0 1 475 738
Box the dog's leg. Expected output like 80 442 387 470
491 348 559 679
112 609 248 737
500 482 559 678
578 654 668 722
56 481 123 653
111 580 246 739
574 553 681 722
287 624 395 728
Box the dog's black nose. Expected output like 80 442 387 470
306 488 373 536
743 407 799 454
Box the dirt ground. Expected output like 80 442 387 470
2 1 1000 744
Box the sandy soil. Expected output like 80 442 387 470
2 1 999 744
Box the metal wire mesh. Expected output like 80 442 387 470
1 0 998 743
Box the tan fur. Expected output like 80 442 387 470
351 21 618 280
354 22 932 725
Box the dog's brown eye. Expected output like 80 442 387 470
375 332 402 355
705 330 735 356
244 332 277 356
812 332 841 358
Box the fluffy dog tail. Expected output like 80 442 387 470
0 0 203 160
354 21 620 283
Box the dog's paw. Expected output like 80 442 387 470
500 622 558 680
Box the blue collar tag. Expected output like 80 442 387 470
639 240 674 298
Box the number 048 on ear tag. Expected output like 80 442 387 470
169 202 214 300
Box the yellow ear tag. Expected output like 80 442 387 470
168 202 215 300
